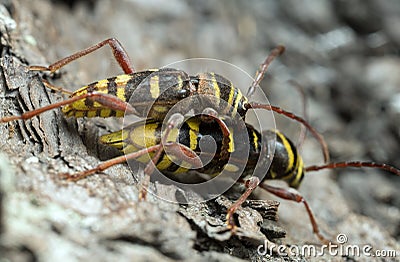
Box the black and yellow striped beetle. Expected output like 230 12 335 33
97 114 400 243
0 39 330 200
1 38 400 243
3 39 329 162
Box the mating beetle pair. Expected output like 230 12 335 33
2 38 399 243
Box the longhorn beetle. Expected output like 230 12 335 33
3 38 329 162
89 113 400 243
1 38 329 200
1 38 399 243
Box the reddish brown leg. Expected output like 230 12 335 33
288 80 308 149
247 45 285 98
226 177 260 230
200 108 232 160
0 91 138 123
259 183 329 244
139 113 186 200
200 108 230 137
137 113 203 200
29 38 134 74
63 144 163 181
305 161 400 176
211 116 232 161
63 141 201 181
248 102 330 163
243 45 329 163
42 78 73 95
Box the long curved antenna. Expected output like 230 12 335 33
288 80 308 149
247 102 330 163
305 161 400 176
41 78 73 95
246 45 285 99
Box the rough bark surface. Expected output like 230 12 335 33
0 0 399 261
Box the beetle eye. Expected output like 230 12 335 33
190 76 199 87
177 89 189 98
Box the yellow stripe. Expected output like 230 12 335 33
157 126 182 170
122 144 139 155
150 75 160 99
177 75 183 88
232 89 243 117
115 74 130 101
100 109 112 117
130 123 158 148
228 127 234 152
153 105 168 113
61 74 130 117
165 125 179 143
72 86 88 96
211 73 220 99
252 130 259 151
71 78 108 96
116 86 126 101
75 111 85 118
96 79 109 89
92 82 109 108
289 158 304 188
173 166 190 174
189 129 198 150
115 74 131 85
144 123 158 147
137 154 152 163
227 81 235 109
270 170 278 179
108 142 125 150
64 99 86 111
156 155 173 170
100 128 129 150
186 119 200 150
62 93 86 112
224 163 239 173
178 161 193 169
115 111 125 117
276 131 294 173
87 110 97 118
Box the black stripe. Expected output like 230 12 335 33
228 88 238 115
283 136 299 177
198 120 223 153
155 151 166 166
87 82 96 93
107 77 118 96
179 122 191 148
125 71 155 100
288 167 304 188
272 134 288 179
85 83 96 108
250 129 260 153
109 110 116 117
106 140 124 150
165 161 181 173
214 73 231 104
158 70 180 91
